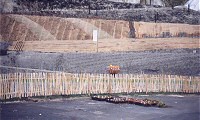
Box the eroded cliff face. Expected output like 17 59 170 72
0 14 199 42
0 14 130 41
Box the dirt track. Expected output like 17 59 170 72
7 38 200 52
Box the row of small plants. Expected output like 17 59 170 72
91 95 166 108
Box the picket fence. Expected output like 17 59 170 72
0 72 200 99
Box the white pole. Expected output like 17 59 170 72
93 30 98 52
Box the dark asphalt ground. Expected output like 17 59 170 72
0 95 199 120
1 49 200 76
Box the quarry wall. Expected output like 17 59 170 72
0 14 199 42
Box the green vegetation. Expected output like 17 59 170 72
162 0 188 7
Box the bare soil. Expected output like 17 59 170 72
7 38 200 52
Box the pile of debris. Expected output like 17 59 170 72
91 95 166 108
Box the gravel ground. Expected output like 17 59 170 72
1 94 199 120
0 48 199 76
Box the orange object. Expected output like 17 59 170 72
108 65 120 75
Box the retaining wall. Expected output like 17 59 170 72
0 14 199 42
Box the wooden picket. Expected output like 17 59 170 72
0 72 200 100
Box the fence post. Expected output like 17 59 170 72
88 73 91 96
108 74 111 93
145 74 148 94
